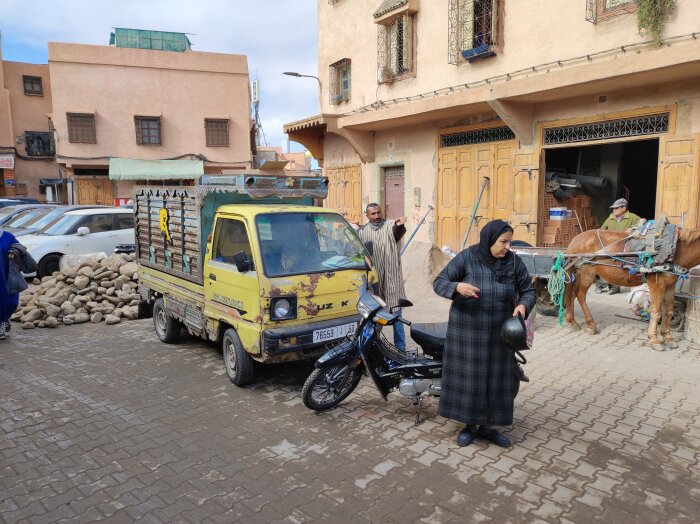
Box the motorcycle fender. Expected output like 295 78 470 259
315 339 357 369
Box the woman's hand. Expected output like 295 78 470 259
513 304 526 318
456 282 480 298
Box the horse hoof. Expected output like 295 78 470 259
651 343 666 352
569 324 581 332
665 340 678 349
585 326 597 335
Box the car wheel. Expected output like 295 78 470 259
222 328 255 386
38 254 61 278
153 298 180 343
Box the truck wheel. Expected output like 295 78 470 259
222 328 255 386
38 254 61 278
153 298 180 343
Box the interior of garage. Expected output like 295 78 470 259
541 138 659 246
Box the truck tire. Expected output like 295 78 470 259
38 254 61 278
535 279 559 317
153 298 180 343
222 328 255 386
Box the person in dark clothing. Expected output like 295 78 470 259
433 220 536 447
0 228 20 340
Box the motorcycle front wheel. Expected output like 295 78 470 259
302 363 363 411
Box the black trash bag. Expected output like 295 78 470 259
7 259 28 294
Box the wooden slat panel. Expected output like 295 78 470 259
656 134 700 227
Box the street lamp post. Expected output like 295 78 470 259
283 71 322 113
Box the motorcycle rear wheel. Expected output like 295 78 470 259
302 363 363 411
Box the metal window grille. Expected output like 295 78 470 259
67 113 97 144
440 126 515 148
205 119 229 147
134 116 162 145
448 0 497 64
329 59 351 104
543 113 669 145
24 131 54 156
377 13 415 83
586 0 638 23
22 75 43 96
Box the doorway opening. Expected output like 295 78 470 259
382 165 405 220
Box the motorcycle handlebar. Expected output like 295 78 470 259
398 317 411 326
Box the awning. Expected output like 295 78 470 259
40 178 70 185
108 157 204 181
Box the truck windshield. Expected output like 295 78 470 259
256 212 368 277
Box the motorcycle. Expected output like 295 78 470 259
302 276 449 422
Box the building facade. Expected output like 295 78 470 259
0 36 56 200
285 0 700 249
49 36 253 205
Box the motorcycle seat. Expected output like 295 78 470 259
410 323 446 358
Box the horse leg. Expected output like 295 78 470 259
576 267 598 334
661 285 678 349
564 271 580 331
647 281 665 350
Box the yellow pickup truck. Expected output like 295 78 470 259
135 173 374 386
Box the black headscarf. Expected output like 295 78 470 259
468 219 514 283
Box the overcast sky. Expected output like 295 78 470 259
1 0 318 153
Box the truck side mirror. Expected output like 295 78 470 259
364 241 373 257
233 251 253 273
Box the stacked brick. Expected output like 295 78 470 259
541 192 599 247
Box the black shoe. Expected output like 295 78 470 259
477 426 512 447
456 426 476 447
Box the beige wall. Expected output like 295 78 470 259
49 43 252 168
318 0 700 116
1 60 55 198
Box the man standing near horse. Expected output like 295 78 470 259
595 198 644 295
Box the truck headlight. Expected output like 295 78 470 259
271 297 296 320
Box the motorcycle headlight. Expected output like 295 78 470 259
357 298 371 319
271 297 296 320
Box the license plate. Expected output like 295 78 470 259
313 322 357 343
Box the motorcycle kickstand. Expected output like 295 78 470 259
413 397 423 426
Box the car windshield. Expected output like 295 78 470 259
0 206 20 222
43 214 83 236
256 212 368 277
24 208 67 231
6 208 50 228
2 209 33 226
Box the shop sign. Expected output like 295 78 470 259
0 154 15 169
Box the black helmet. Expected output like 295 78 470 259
501 313 530 351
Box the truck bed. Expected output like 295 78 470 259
512 246 563 278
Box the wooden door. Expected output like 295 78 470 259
76 177 114 205
656 134 700 227
383 166 405 220
510 148 539 244
436 148 458 250
325 165 362 224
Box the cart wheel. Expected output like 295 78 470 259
670 298 686 332
535 279 558 317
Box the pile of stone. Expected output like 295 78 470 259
11 253 141 330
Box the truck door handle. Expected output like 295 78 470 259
209 273 216 281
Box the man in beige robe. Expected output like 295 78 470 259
359 203 407 349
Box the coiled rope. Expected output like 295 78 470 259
547 253 573 326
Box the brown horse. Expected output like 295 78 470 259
563 228 700 350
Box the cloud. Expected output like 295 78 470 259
1 0 319 151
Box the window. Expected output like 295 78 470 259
213 219 253 268
205 118 229 147
329 59 351 104
67 113 97 144
134 116 161 145
377 13 415 83
74 214 114 234
116 214 134 230
23 75 43 96
586 0 638 23
24 131 54 157
448 0 500 64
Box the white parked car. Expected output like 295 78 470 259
20 208 135 277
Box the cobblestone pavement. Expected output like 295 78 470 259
1 293 699 523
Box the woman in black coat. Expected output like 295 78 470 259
433 220 536 447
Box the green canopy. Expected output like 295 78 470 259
109 158 203 181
